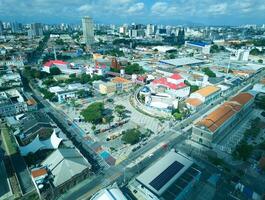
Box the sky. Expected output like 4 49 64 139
0 0 265 25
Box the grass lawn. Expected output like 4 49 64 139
1 124 17 155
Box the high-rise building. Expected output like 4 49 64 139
28 23 43 37
11 22 22 33
0 21 3 35
177 29 185 45
82 16 94 45
146 24 155 36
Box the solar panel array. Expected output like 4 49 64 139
149 161 184 191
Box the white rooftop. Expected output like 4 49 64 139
91 187 127 200
49 86 64 93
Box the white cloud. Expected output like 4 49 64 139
127 2 144 14
110 0 133 4
207 3 228 15
77 4 92 12
151 2 169 14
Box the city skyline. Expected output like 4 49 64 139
0 0 265 25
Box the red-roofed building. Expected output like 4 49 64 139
43 60 69 73
151 73 190 98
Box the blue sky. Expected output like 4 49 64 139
0 0 265 25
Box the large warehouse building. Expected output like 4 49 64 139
130 151 201 200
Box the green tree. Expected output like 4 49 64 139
104 115 114 128
210 44 221 53
80 73 91 84
40 88 55 101
114 105 126 121
184 80 199 93
258 59 263 64
202 67 216 77
125 63 144 75
250 48 262 56
121 129 141 145
81 102 104 124
173 112 182 120
256 96 265 109
50 67 61 75
43 78 57 86
232 142 253 161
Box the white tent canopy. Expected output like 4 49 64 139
20 129 62 156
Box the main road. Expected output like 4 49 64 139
23 62 265 200
59 67 265 200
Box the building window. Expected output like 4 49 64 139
199 138 203 143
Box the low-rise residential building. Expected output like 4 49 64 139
0 71 22 89
0 89 27 117
49 86 81 103
16 111 55 146
191 92 254 147
41 148 92 195
31 167 49 189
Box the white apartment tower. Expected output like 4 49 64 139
82 16 94 45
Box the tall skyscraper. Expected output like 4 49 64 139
82 16 94 45
146 24 155 36
28 23 43 38
11 22 22 33
0 21 3 36
177 29 185 45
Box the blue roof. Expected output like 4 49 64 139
187 41 209 47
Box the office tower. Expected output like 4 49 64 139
0 21 3 35
82 16 94 45
177 29 185 45
146 24 155 36
28 23 43 37
11 22 22 33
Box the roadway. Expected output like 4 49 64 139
59 68 265 200
23 64 265 200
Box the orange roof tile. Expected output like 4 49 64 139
230 93 253 106
197 92 253 133
185 98 202 107
111 77 131 83
195 85 220 97
31 168 47 178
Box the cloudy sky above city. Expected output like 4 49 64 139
0 0 265 25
